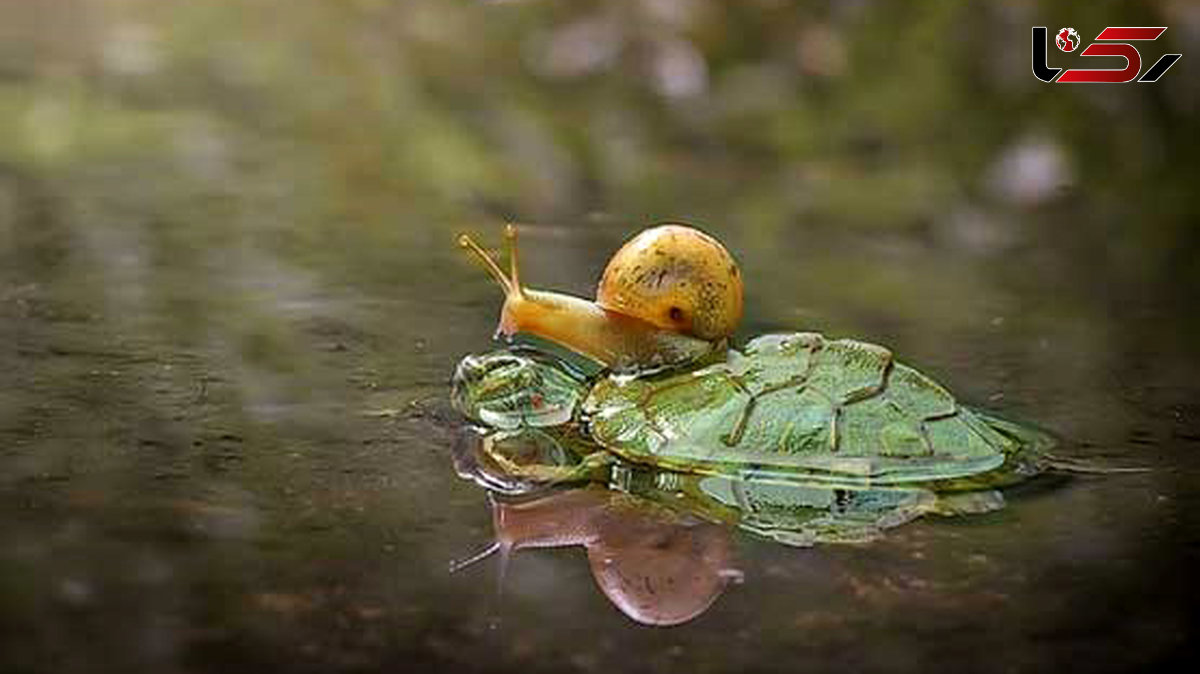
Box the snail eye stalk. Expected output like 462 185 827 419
459 232 514 296
458 225 527 299
505 224 524 297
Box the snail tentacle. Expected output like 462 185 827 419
504 224 525 298
459 232 515 296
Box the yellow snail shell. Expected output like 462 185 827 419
596 224 743 342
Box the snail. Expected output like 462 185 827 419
458 223 743 372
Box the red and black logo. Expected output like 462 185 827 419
1056 27 1081 53
1032 26 1181 83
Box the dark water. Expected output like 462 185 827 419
2 1 1199 672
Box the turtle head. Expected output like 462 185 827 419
452 351 587 429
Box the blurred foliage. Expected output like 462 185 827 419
1 0 1196 259
0 0 1194 417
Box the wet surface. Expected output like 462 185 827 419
2 1 1200 672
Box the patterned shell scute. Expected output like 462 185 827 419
584 332 1011 483
585 366 750 460
731 332 822 393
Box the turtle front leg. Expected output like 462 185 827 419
542 450 615 484
489 446 615 485
477 429 615 486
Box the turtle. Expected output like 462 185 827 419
451 332 1056 545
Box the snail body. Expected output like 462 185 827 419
458 223 743 372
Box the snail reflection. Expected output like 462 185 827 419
451 435 739 627
448 223 1057 624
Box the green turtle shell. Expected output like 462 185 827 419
582 333 1050 488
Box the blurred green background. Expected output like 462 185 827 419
1 1 1198 673
2 0 1196 273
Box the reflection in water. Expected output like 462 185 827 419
449 423 1032 626
451 429 739 626
454 487 739 627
